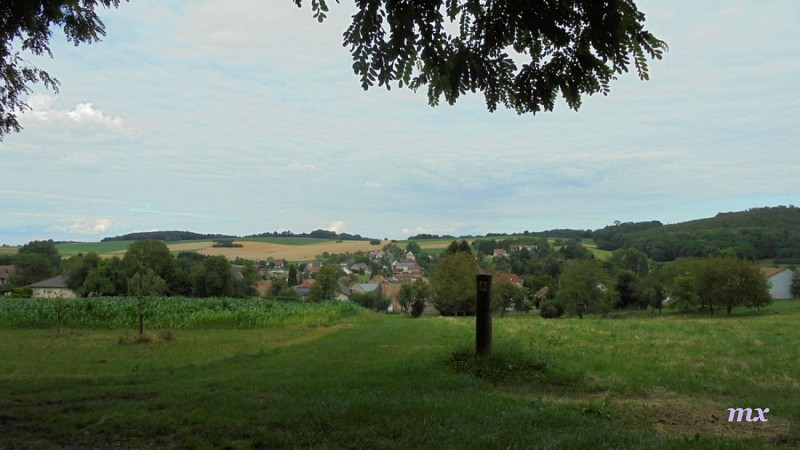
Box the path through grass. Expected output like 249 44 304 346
1 304 798 448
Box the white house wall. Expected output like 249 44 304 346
767 270 794 299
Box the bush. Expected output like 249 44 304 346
410 299 425 318
539 300 564 319
349 292 389 312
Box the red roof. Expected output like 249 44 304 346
494 273 523 286
297 279 315 289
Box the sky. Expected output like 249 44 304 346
2 1 799 245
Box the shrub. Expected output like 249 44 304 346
539 300 564 319
410 299 425 318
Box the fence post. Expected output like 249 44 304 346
476 274 492 355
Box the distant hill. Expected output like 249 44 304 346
102 231 234 242
102 229 376 243
593 206 800 262
245 229 372 241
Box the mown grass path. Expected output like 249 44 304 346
1 305 798 449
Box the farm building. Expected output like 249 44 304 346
29 275 77 299
760 268 794 299
0 265 14 285
494 273 524 287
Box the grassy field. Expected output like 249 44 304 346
1 300 798 448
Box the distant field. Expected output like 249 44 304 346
242 237 335 245
35 238 389 262
56 240 135 256
194 239 387 261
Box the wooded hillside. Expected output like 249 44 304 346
593 206 800 262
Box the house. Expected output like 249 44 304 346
350 262 370 275
493 249 508 257
510 244 538 253
293 279 315 299
380 282 403 313
29 275 77 299
272 259 286 269
494 273 523 287
0 265 14 285
349 277 405 313
760 267 794 299
350 283 380 295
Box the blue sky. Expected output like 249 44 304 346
2 1 799 245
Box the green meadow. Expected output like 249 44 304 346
1 300 798 448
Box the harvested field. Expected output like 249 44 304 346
195 240 390 261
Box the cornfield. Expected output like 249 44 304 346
0 297 363 329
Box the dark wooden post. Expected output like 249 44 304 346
476 274 492 355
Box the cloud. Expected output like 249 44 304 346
364 181 382 188
22 94 135 135
323 221 347 233
285 160 319 172
57 218 114 235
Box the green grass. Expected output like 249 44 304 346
1 302 798 448
55 241 135 256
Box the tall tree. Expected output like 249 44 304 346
696 258 771 316
63 252 101 295
556 259 617 317
287 264 299 287
12 239 61 285
127 268 167 297
192 256 234 297
309 265 341 301
430 251 479 316
122 240 175 283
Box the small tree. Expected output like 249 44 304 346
308 265 340 301
397 282 417 314
287 264 299 287
430 252 479 316
127 268 167 337
491 280 525 317
669 273 699 312
556 259 617 317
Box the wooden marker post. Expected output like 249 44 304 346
476 274 492 355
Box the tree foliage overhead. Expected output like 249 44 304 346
3 1 666 140
296 0 666 114
1 0 124 139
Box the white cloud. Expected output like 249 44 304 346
364 181 382 188
57 218 114 235
22 94 135 135
323 221 347 233
285 160 319 172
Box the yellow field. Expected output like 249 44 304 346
187 240 390 262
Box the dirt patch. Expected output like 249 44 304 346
634 396 792 444
501 389 793 445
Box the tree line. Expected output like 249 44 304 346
4 240 259 298
593 206 800 262
427 238 777 318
